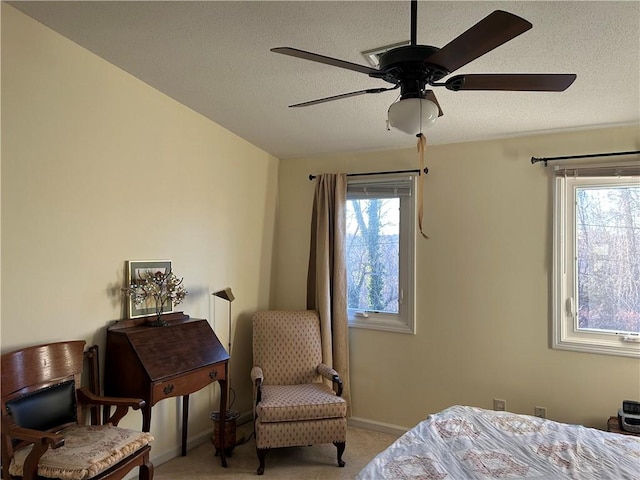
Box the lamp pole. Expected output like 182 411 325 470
211 287 238 456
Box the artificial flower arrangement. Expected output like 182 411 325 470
122 269 188 326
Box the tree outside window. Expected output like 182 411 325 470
576 185 640 334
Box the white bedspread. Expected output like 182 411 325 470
356 405 640 479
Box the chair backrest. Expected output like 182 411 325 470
1 340 86 432
252 311 322 385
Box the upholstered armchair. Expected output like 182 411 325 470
250 310 347 475
1 340 154 480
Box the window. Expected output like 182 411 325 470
346 175 415 334
552 164 640 357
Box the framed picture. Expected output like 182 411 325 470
126 260 173 319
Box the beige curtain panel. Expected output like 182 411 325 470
307 173 351 415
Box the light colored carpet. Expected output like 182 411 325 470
155 424 398 479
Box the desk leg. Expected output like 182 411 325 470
219 378 228 468
142 404 152 433
182 394 189 456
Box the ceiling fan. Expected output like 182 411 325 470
271 0 576 134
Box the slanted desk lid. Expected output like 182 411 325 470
125 318 229 381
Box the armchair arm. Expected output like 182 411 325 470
250 366 264 385
317 363 344 397
251 366 264 405
2 415 65 480
77 388 145 426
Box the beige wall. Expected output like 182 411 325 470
275 125 640 430
1 4 277 461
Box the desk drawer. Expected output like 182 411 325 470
152 364 226 401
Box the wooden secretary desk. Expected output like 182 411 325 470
105 312 230 466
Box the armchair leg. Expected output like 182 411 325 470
334 441 346 467
256 447 269 475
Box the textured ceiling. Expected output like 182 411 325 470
9 1 640 159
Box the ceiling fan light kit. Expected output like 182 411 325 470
273 0 576 135
388 98 439 135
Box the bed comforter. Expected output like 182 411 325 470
356 405 640 479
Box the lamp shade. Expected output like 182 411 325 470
212 287 234 302
388 97 438 135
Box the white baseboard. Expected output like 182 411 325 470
237 410 254 426
123 429 212 480
153 428 213 467
124 413 404 478
124 409 254 480
348 416 408 437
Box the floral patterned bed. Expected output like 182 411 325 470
356 405 640 479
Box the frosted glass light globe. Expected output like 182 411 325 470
387 98 438 135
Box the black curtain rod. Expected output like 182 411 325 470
531 150 640 167
309 167 428 181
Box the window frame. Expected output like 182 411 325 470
552 172 640 358
346 175 416 334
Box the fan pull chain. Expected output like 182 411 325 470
417 134 430 240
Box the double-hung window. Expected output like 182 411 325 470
552 163 640 357
345 175 416 334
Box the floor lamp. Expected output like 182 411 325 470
211 287 240 456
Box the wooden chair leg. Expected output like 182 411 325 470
139 459 154 480
334 441 346 467
256 447 269 475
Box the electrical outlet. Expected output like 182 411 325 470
534 406 547 418
493 399 506 411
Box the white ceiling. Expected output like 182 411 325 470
9 1 640 159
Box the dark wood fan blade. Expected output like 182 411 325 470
445 74 577 91
424 90 444 117
290 87 395 107
425 10 532 73
272 47 380 75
